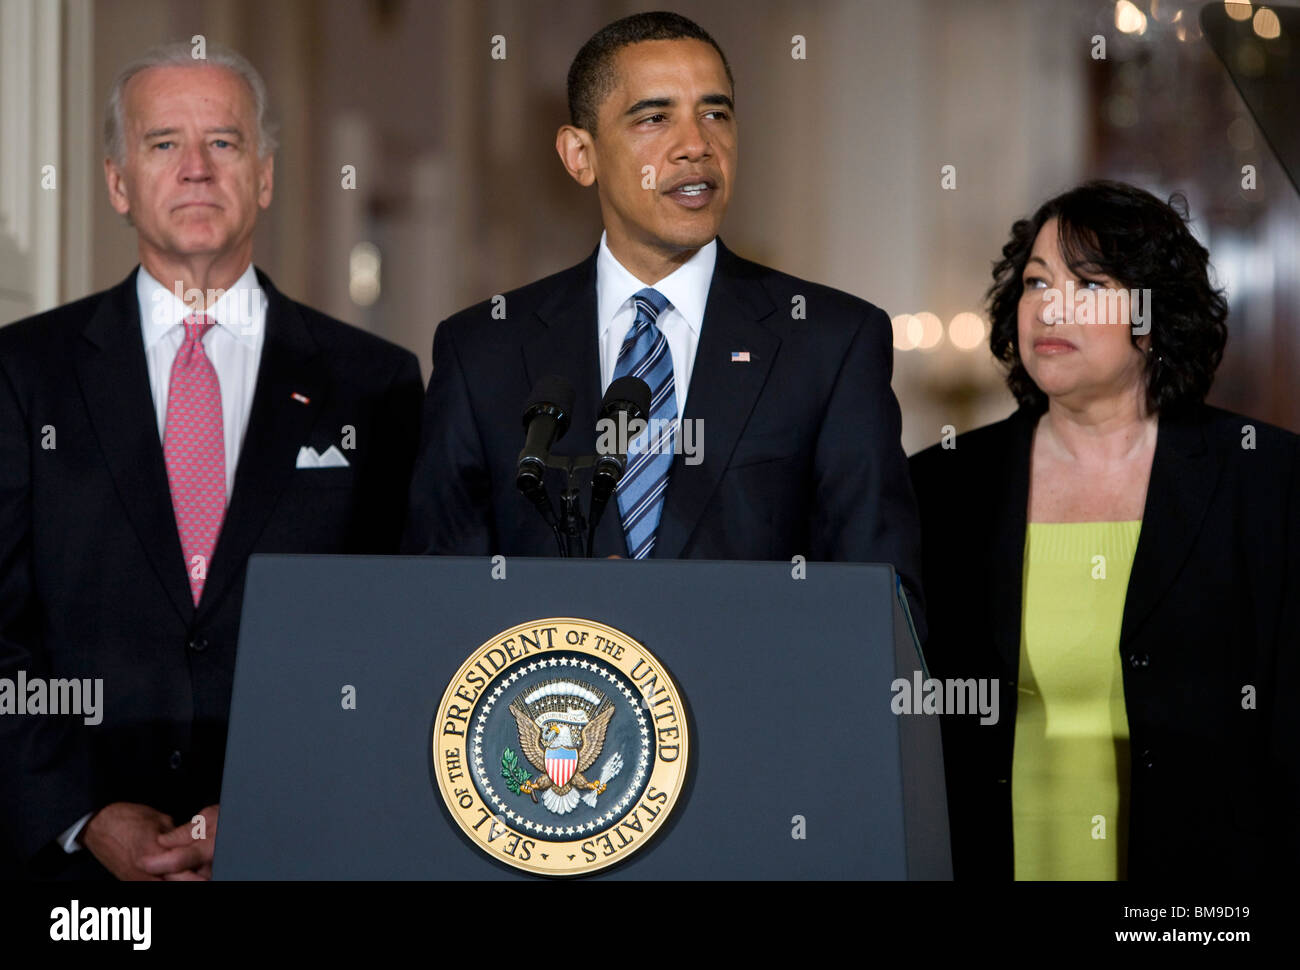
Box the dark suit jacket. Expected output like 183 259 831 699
403 239 925 628
910 403 1299 880
0 267 423 876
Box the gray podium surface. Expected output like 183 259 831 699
216 556 950 879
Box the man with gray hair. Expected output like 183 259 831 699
0 42 422 879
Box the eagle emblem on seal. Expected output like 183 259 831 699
504 679 624 815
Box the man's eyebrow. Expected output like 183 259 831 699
624 97 674 117
624 93 734 117
141 126 245 139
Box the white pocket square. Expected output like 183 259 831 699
296 445 350 468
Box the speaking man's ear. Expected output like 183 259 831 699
555 125 597 188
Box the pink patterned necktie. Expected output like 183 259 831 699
163 314 225 606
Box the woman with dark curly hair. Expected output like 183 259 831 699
909 180 1298 881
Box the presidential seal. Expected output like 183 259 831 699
432 618 689 876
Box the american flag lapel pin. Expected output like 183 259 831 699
730 351 751 363
291 391 311 405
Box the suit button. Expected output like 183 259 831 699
1139 748 1153 769
1128 653 1149 669
187 635 208 653
168 750 183 770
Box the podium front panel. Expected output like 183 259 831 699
216 556 949 879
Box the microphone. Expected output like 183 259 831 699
588 376 651 555
516 375 574 492
516 376 574 550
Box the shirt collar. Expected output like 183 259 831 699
596 231 717 337
136 262 264 348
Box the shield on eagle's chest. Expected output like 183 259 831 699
545 747 578 787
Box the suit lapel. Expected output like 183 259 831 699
198 271 325 617
988 408 1037 679
74 268 195 624
1120 406 1220 648
653 240 779 559
523 249 628 556
525 248 602 436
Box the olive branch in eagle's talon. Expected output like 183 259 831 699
501 747 534 799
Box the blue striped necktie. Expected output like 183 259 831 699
613 287 676 559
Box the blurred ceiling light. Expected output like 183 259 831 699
892 314 919 351
912 312 944 351
948 312 987 351
1171 8 1202 42
1148 0 1178 23
1224 1 1253 22
1115 0 1148 34
1253 7 1281 39
349 242 382 306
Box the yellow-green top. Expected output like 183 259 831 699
1013 520 1141 881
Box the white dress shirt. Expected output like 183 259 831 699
58 262 266 855
597 232 716 417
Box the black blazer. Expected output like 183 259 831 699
402 239 925 628
909 403 1299 880
0 268 423 876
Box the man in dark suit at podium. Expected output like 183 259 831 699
405 12 924 629
0 43 422 879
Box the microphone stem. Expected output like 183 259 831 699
559 464 588 557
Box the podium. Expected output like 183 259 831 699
215 556 950 879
